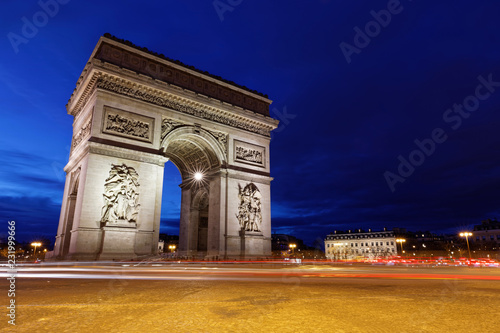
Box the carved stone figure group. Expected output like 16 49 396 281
235 146 263 164
106 113 150 139
101 164 140 224
236 183 262 232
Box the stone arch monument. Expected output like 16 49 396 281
52 34 279 260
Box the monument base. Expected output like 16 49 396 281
98 221 137 260
239 230 269 259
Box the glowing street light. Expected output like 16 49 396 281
459 232 473 260
31 242 42 260
396 238 406 256
289 243 297 255
168 244 176 253
194 172 203 181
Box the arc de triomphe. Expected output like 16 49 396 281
52 34 278 260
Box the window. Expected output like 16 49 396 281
376 242 379 246
327 244 330 248
371 242 374 246
391 241 394 245
497 235 500 240
386 242 389 245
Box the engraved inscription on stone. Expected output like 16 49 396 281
102 106 154 143
101 164 140 224
234 140 265 167
236 183 262 232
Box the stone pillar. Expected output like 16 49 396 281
53 169 77 258
207 174 224 258
178 187 192 257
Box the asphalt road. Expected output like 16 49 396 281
1 263 499 332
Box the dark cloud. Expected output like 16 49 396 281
0 196 60 242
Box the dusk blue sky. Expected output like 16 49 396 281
2 1 500 246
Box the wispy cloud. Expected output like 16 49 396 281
0 147 65 201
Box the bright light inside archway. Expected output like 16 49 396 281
194 172 203 181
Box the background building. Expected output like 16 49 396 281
472 219 500 248
271 233 324 259
324 228 397 260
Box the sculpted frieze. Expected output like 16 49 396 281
105 113 150 139
208 130 228 156
71 117 92 150
234 140 266 167
102 106 154 143
235 147 263 164
161 118 185 141
96 76 271 137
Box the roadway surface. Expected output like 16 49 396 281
1 262 499 332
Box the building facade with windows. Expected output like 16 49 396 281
324 229 397 259
472 219 500 249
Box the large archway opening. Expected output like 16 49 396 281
160 126 226 258
160 162 181 236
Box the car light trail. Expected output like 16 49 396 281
1 264 499 281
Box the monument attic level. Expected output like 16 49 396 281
50 34 279 260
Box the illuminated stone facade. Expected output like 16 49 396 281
51 35 278 260
325 229 397 260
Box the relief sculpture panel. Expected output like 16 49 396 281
234 140 265 167
161 117 185 141
236 183 262 232
101 164 140 225
102 106 154 143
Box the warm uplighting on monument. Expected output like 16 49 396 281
194 172 203 181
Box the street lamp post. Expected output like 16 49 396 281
31 242 42 260
289 243 296 256
168 244 176 253
459 232 473 261
396 239 406 257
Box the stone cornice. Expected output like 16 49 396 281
68 67 279 137
88 141 168 166
67 36 273 116
68 71 100 118
101 34 270 99
95 37 271 114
